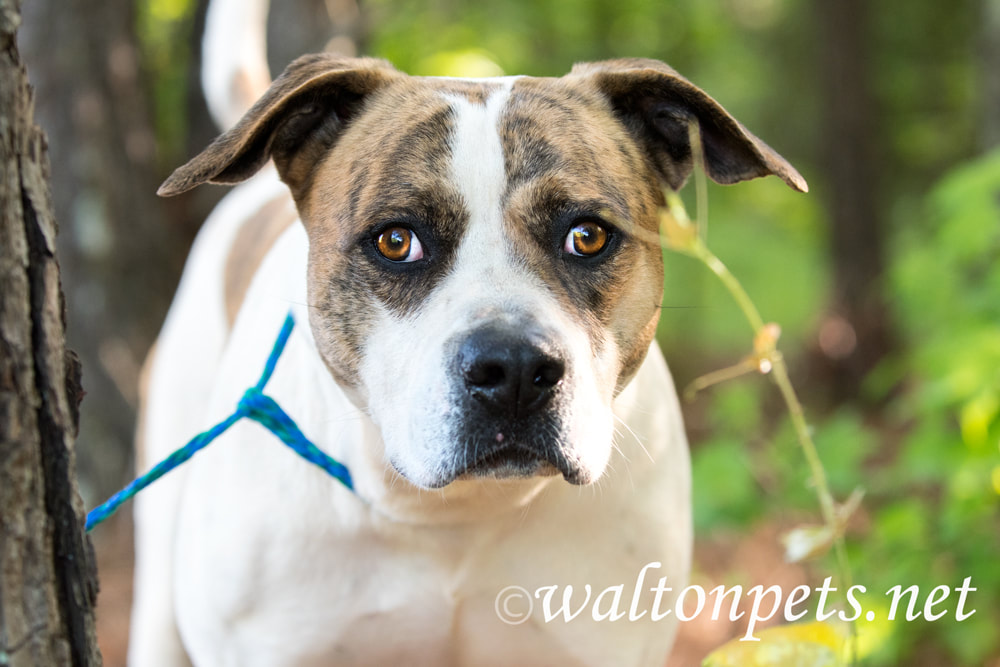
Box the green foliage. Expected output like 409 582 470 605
892 150 1000 425
691 435 759 530
122 0 994 661
657 178 827 360
702 621 844 666
870 0 980 188
136 0 198 167
689 151 1000 664
362 5 996 662
864 149 1000 664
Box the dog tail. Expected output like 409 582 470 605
201 0 272 131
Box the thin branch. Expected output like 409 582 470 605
660 119 859 664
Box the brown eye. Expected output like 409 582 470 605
376 227 424 263
564 221 609 257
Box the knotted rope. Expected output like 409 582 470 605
85 313 353 531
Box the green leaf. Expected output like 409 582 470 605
702 622 845 667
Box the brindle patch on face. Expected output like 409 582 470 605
297 71 666 396
161 54 805 421
300 78 503 391
498 77 667 391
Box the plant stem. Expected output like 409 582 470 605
690 241 765 333
684 358 758 401
671 117 857 664
680 233 858 663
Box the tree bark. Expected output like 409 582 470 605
0 0 102 664
19 0 185 503
813 0 894 402
15 0 367 507
267 0 365 71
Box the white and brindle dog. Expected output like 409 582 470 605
131 48 806 666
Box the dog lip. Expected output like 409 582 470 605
388 448 569 489
453 457 560 483
473 444 541 470
453 441 581 483
560 466 591 485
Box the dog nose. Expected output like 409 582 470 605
457 327 565 418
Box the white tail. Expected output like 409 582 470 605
202 0 272 130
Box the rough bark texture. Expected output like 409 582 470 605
19 0 186 503
0 0 102 664
15 0 365 507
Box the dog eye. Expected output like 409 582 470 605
375 227 424 262
563 221 609 257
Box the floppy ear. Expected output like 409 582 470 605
569 58 808 192
158 54 401 197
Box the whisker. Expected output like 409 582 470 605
614 413 654 464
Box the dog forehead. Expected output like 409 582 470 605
307 72 651 237
302 71 664 392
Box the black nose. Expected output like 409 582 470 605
457 326 565 418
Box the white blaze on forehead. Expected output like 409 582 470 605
445 81 515 240
441 79 550 312
359 80 619 490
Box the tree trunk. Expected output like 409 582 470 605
18 0 187 503
268 0 365 72
15 0 368 508
813 0 894 402
0 0 102 664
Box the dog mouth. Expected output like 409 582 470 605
459 445 557 479
448 437 586 486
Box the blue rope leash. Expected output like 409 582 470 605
85 312 354 531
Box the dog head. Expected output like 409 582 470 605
161 55 805 491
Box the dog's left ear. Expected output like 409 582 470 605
158 54 402 197
570 59 808 192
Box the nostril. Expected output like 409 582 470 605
454 325 566 417
533 360 564 389
467 361 506 388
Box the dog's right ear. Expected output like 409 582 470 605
158 54 401 197
568 59 808 193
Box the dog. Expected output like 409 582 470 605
129 5 806 665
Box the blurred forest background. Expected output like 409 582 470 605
16 0 1000 664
